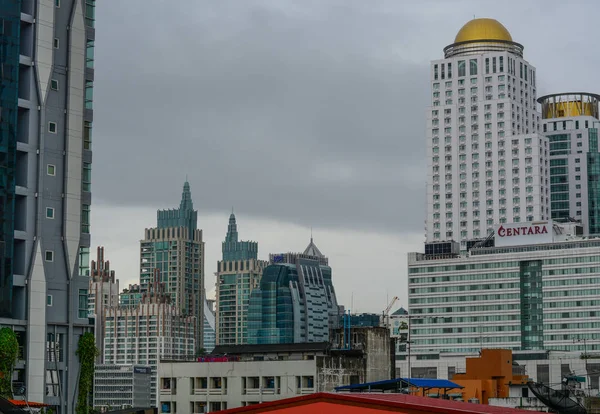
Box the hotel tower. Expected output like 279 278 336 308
425 19 550 248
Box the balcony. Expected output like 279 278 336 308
160 388 176 396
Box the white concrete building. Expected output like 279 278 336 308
93 364 153 411
103 270 196 407
159 328 392 413
426 18 549 247
408 223 600 356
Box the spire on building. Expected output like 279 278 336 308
180 180 194 212
226 210 238 243
303 234 324 258
157 181 198 238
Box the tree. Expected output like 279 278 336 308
0 327 19 399
76 333 99 414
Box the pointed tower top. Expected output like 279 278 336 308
180 180 193 212
303 234 324 258
226 210 238 243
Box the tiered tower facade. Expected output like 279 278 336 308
215 213 267 345
425 19 550 248
88 246 119 362
140 181 204 347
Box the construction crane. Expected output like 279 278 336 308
382 296 399 329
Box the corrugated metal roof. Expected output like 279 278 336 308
215 392 545 414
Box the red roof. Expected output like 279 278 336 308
217 392 545 414
9 399 49 408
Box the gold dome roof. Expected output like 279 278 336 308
454 18 512 43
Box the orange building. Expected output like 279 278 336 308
216 392 542 414
436 349 530 404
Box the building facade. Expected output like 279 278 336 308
88 246 119 363
398 349 600 401
538 93 600 234
140 181 204 346
247 239 339 344
215 213 267 345
0 0 96 410
120 283 143 307
103 271 196 406
93 364 153 411
425 18 549 248
203 297 215 353
158 329 391 413
408 225 600 356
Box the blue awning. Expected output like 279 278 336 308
335 377 463 392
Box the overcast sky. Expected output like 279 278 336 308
91 0 600 312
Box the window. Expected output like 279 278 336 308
86 39 94 68
53 38 59 49
47 295 53 306
83 121 92 150
55 0 60 6
81 204 90 233
85 0 95 27
458 60 466 77
78 289 88 318
51 79 58 90
82 163 91 192
47 164 56 176
46 207 55 219
48 122 57 133
469 59 477 76
45 251 54 262
85 80 93 109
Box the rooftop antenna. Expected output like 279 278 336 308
310 226 313 242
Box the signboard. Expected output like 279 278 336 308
494 221 554 247
133 367 151 374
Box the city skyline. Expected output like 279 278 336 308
91 1 600 312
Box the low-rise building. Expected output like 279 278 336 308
158 327 392 413
104 271 196 406
93 364 153 411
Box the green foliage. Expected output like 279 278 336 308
0 327 18 399
75 333 99 414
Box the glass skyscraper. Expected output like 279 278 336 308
538 93 600 235
247 239 340 344
215 213 267 345
0 0 97 409
140 181 204 347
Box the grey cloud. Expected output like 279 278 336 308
93 1 428 234
93 0 600 236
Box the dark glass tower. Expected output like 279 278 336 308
247 239 340 344
0 0 20 318
216 213 266 345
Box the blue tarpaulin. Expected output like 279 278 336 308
335 377 463 392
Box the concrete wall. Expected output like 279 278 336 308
158 360 318 413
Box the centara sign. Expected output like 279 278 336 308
497 225 548 237
494 221 554 247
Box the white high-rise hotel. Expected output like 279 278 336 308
426 19 550 247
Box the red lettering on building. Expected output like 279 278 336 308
497 224 549 237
